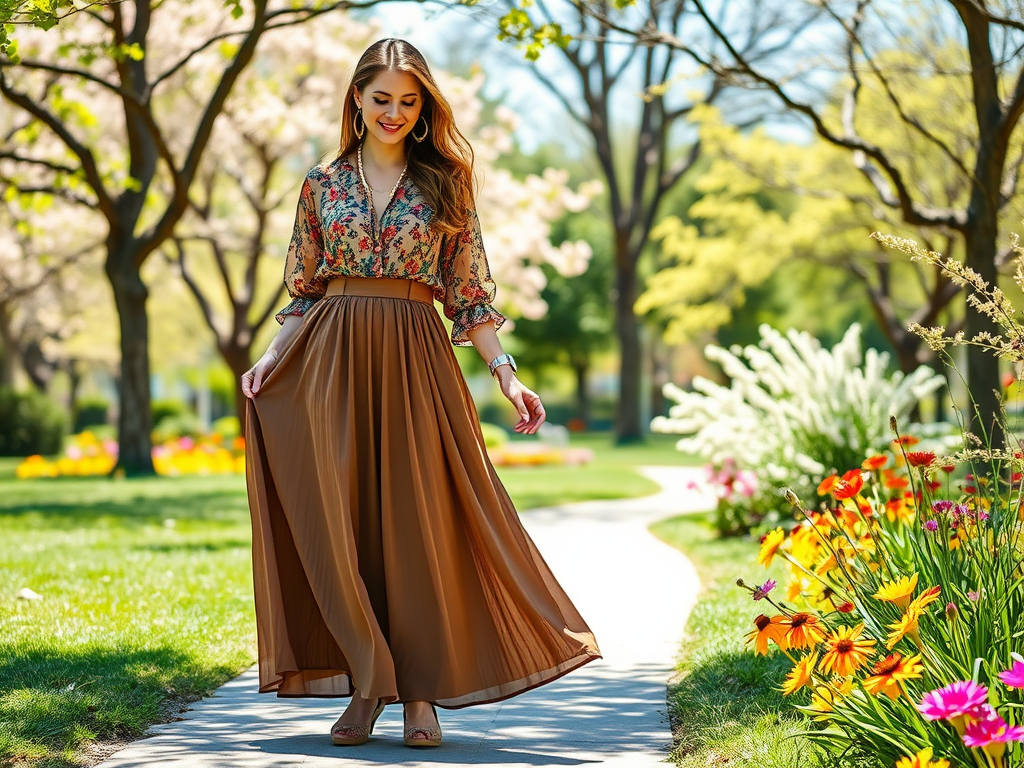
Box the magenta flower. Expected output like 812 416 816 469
999 660 1024 690
752 579 776 601
923 519 939 532
917 681 989 721
932 500 954 515
962 706 1024 747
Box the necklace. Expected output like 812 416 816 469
357 143 407 214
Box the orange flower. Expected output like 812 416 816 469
874 573 919 610
862 455 888 471
862 652 924 700
817 475 839 495
745 614 788 655
886 498 914 524
757 528 786 568
833 469 865 500
819 623 876 677
781 651 818 696
893 435 920 447
909 585 942 613
883 470 910 491
780 612 827 649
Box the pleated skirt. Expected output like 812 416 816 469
244 276 601 708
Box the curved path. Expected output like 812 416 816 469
97 465 714 767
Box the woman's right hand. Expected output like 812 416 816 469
241 350 280 400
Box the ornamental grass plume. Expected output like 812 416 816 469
737 232 1024 768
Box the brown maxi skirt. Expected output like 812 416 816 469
244 275 601 708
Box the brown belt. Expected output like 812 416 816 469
325 276 434 305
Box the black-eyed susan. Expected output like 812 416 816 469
873 573 919 611
757 528 786 568
744 614 787 655
780 612 827 649
862 652 924 700
894 748 950 768
781 651 817 696
818 623 876 676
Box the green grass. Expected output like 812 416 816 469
0 433 682 767
650 513 826 768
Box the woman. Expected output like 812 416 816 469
241 38 600 749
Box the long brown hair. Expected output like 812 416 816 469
335 38 475 234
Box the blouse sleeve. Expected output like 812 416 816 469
440 208 507 345
274 175 327 324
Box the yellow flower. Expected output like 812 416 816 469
809 677 853 716
873 573 919 611
758 528 786 567
862 653 924 700
819 623 876 677
886 609 921 649
782 651 818 696
894 747 950 768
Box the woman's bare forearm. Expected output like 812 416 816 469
265 315 304 359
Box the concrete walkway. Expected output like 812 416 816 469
97 465 714 767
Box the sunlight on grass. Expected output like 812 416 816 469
0 435 677 766
650 513 827 768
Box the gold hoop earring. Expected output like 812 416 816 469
411 116 429 143
354 111 365 140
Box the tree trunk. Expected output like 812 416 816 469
614 253 643 443
0 301 17 388
108 259 154 474
963 215 1003 448
572 359 590 429
221 342 252 427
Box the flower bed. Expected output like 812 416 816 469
486 443 594 467
15 430 246 477
744 425 1024 768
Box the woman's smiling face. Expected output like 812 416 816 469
354 70 424 145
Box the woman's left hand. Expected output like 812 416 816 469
496 369 546 434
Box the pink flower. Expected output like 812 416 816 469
752 579 776 601
962 706 1024 747
923 519 939 532
917 681 989 721
999 660 1024 690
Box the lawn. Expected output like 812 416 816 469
0 432 690 767
649 513 825 768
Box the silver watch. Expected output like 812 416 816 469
488 353 517 377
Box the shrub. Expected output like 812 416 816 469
151 399 189 426
72 396 109 432
0 386 69 456
151 413 203 443
479 422 509 449
653 323 949 534
211 415 241 441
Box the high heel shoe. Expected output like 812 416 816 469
403 703 442 747
331 698 385 746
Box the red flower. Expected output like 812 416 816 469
906 451 936 467
926 480 942 493
329 186 339 201
940 464 956 473
883 471 909 491
359 237 370 251
818 475 839 495
893 435 920 447
836 601 856 613
833 469 865 500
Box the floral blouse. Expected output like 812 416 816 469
274 153 506 345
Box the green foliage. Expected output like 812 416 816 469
496 0 571 60
479 422 508 449
150 399 189 426
0 386 68 457
72 396 108 432
211 415 240 440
